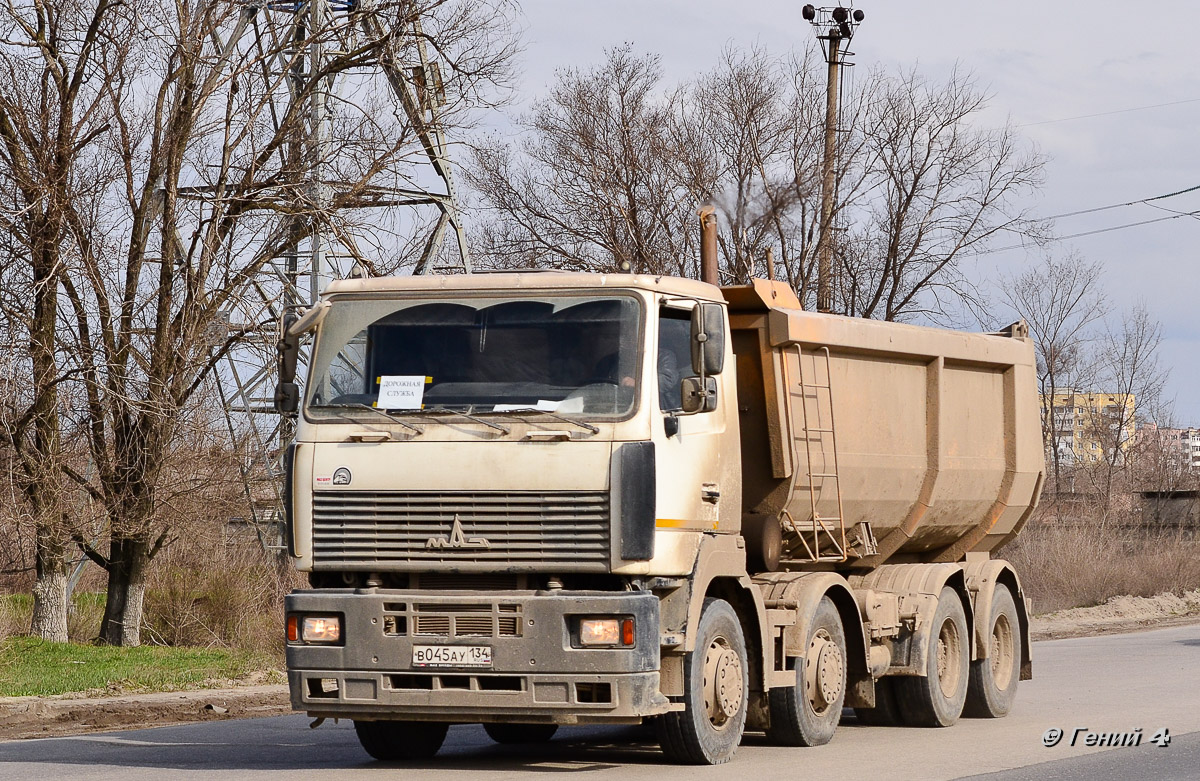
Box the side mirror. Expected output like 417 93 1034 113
273 310 300 414
680 376 718 414
274 382 299 414
690 302 725 376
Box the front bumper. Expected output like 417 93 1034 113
286 588 669 724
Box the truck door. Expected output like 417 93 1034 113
655 303 730 532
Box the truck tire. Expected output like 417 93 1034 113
353 720 449 761
853 677 903 726
655 598 748 765
484 723 559 744
765 596 846 746
895 586 969 727
964 585 1021 718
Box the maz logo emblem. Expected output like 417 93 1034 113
331 467 352 486
426 515 491 550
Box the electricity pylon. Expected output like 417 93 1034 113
209 0 472 547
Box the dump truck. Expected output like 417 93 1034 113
274 250 1044 764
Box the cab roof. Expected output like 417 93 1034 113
321 271 724 301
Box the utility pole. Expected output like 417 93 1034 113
802 4 864 314
818 32 841 313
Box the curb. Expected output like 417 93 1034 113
0 685 291 741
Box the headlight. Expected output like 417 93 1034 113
301 615 341 643
578 617 634 647
580 618 620 645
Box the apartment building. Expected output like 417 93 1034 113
1042 391 1136 465
1137 423 1200 471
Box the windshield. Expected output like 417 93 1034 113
306 294 643 420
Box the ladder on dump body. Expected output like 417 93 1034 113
783 345 848 562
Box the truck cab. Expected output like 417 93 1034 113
283 273 757 758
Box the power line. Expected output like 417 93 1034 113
1044 183 1200 221
1052 210 1200 240
1017 97 1200 128
974 209 1200 257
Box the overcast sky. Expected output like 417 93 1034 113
492 0 1200 423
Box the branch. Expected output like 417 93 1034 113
146 528 171 561
61 462 105 503
72 534 110 571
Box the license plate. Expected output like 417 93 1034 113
412 645 493 668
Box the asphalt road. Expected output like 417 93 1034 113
2 624 1198 781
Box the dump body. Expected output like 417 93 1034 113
726 280 1044 566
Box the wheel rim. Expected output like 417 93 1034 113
935 617 964 699
990 612 1015 691
804 629 844 715
702 634 744 729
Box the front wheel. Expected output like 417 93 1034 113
353 720 449 761
964 585 1021 718
484 723 559 744
894 586 969 727
765 596 846 746
656 598 748 765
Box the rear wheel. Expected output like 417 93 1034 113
353 720 449 761
765 596 846 746
853 676 903 726
964 585 1021 718
484 723 559 744
656 598 748 765
895 586 969 727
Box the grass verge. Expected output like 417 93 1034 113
0 637 282 698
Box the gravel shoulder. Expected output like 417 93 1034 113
5 591 1200 742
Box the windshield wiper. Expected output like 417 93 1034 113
318 403 424 435
492 408 599 434
425 406 510 435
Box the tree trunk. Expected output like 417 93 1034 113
30 526 69 642
98 537 149 647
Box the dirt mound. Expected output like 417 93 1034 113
1032 589 1200 640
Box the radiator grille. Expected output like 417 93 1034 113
415 615 451 635
401 603 524 638
311 491 611 570
453 616 494 636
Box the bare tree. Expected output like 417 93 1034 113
1078 304 1168 515
999 252 1106 499
466 49 1043 322
467 44 851 283
667 45 874 289
466 45 692 274
0 0 122 641
842 67 1046 322
0 0 516 645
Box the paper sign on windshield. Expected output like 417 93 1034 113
377 376 426 410
493 400 561 412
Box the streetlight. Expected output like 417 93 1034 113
801 5 864 314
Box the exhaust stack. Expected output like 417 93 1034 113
698 205 719 286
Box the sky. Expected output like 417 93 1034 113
491 0 1200 423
